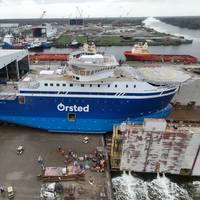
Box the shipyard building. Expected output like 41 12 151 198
0 50 29 81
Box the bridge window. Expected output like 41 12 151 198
68 113 76 122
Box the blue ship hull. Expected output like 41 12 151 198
42 42 52 49
0 93 175 133
2 42 13 49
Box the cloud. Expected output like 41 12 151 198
0 0 104 4
33 0 95 4
0 0 199 18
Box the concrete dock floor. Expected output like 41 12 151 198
0 124 110 200
169 105 200 121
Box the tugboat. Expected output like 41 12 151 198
0 48 190 133
124 42 198 64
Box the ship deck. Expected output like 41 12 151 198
0 61 194 96
0 84 17 99
26 63 138 83
29 62 190 83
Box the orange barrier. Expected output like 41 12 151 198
30 53 69 62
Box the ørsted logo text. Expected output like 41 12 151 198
57 103 89 112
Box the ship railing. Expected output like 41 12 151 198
72 67 114 77
19 81 40 89
70 55 118 66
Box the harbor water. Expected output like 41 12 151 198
112 173 200 200
143 17 200 60
45 17 200 61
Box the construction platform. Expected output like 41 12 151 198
109 119 200 177
0 124 112 200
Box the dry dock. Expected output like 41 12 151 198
110 119 200 176
0 124 112 200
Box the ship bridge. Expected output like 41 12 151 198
0 49 29 82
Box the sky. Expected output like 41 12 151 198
0 0 199 18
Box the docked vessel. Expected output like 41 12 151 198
124 42 198 64
0 48 190 133
68 39 81 48
27 38 43 50
2 34 44 50
2 34 28 49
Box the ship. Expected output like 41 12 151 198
124 42 198 64
2 34 43 50
68 39 81 48
0 47 190 133
2 34 28 49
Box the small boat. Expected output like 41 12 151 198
27 38 43 51
124 42 198 64
68 39 81 48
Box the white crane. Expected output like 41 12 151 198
76 6 82 18
40 11 46 19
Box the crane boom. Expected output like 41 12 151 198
40 11 46 19
76 6 82 18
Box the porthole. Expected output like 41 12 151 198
70 83 73 87
18 96 25 104
62 84 66 87
68 113 76 122
44 83 48 86
50 83 53 86
126 85 128 88
56 83 60 87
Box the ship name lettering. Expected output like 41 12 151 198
57 103 89 112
